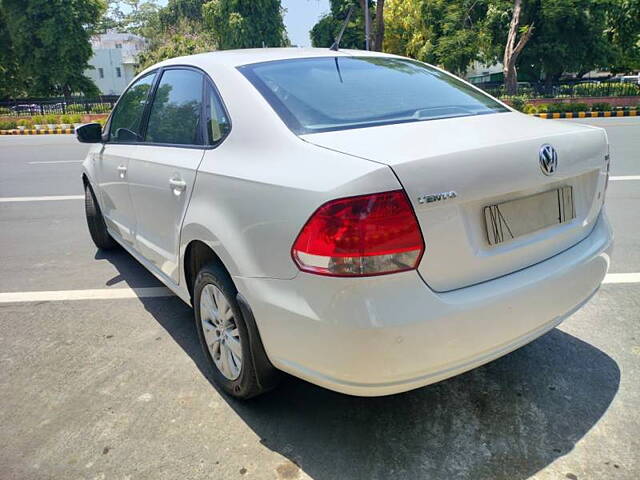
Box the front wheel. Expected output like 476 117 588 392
194 263 279 399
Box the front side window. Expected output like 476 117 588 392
108 72 156 142
206 84 231 144
145 69 204 145
240 57 509 134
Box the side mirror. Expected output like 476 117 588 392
76 123 102 143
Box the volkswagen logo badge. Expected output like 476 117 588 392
539 144 558 176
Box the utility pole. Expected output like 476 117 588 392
363 0 370 50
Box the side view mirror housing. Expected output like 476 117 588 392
76 123 103 143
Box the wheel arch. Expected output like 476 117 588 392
180 217 245 302
183 239 231 301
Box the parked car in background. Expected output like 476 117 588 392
11 104 40 115
619 74 640 85
77 48 613 399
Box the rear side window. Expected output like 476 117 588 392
240 57 509 134
109 72 156 142
206 84 231 144
145 69 204 145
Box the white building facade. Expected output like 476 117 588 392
85 32 147 95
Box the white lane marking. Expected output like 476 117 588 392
0 274 638 304
610 175 640 181
602 273 640 284
28 160 83 164
0 287 173 304
0 195 83 203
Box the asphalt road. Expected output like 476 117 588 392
0 118 639 480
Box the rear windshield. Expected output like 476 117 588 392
239 56 508 134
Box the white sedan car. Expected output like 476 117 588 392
77 48 613 399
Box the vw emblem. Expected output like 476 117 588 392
539 144 558 176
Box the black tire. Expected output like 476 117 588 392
194 263 278 399
84 183 117 250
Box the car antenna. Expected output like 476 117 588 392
330 5 354 51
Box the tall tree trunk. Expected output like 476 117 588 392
503 0 534 95
358 0 371 50
373 0 385 51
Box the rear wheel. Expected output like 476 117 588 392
84 183 117 250
193 263 277 399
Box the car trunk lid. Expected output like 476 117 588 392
301 112 608 291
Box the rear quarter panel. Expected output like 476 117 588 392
180 63 400 281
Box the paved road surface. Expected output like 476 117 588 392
0 117 639 479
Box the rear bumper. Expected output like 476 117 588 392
235 211 613 396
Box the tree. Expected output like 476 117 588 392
310 1 386 51
607 0 640 72
373 0 386 51
384 0 491 75
96 1 162 38
2 0 106 97
385 0 636 88
0 9 23 99
159 0 207 27
606 0 640 72
513 0 615 87
136 20 215 71
484 0 633 89
203 0 288 50
502 0 534 94
311 1 366 49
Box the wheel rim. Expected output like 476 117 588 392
199 284 242 381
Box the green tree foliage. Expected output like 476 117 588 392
98 0 213 72
384 0 491 75
203 0 288 49
385 0 640 82
311 0 365 49
1 0 106 98
136 20 215 71
97 1 162 38
485 0 619 85
599 0 640 72
159 0 207 26
0 9 23 98
310 1 387 50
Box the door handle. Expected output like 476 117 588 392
117 165 127 178
169 177 187 195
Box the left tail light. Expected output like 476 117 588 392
291 190 425 277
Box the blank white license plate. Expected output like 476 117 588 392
484 186 575 245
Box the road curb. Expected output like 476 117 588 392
0 128 75 135
533 110 638 119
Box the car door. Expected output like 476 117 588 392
97 72 156 247
126 67 210 284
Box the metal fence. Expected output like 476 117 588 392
0 96 119 116
479 81 640 99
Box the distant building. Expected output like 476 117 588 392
85 32 147 95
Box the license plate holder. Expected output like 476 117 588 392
484 186 575 246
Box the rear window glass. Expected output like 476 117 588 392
239 57 508 134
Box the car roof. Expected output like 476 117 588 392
144 47 398 73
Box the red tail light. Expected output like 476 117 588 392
292 190 425 276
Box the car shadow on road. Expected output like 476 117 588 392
143 298 620 480
98 250 621 480
94 249 166 288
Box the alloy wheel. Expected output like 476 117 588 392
199 284 242 380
